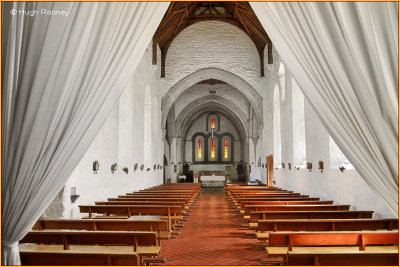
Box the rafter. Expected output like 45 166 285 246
153 1 273 77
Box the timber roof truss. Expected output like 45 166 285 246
152 1 273 77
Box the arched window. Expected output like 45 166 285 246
207 113 219 132
273 84 282 167
221 135 232 162
278 63 286 101
198 138 202 159
193 135 205 162
292 78 306 168
143 85 152 165
224 139 228 159
211 118 215 130
211 139 216 158
329 136 354 169
208 136 218 161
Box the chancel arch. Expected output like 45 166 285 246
161 67 263 130
174 95 250 140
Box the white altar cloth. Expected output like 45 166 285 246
201 175 225 182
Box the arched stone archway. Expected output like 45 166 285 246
162 67 263 129
174 95 249 140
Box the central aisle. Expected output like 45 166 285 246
157 188 266 265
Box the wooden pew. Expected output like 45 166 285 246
287 249 399 266
250 210 374 222
111 197 192 205
234 197 321 205
256 218 399 232
239 200 334 209
126 192 194 196
235 201 336 216
235 196 319 201
79 205 183 231
32 218 170 241
265 231 399 265
20 249 139 266
287 251 399 266
244 205 350 216
120 194 191 199
20 230 160 259
233 196 318 204
95 201 187 210
267 231 399 249
231 193 303 197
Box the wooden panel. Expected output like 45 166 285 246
79 205 183 216
267 231 399 247
20 231 157 247
20 250 139 266
245 205 350 214
257 219 399 232
250 211 373 221
287 252 399 266
34 219 169 232
240 201 333 208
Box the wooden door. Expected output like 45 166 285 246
266 155 274 186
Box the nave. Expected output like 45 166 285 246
2 1 398 266
18 183 399 266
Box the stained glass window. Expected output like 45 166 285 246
211 118 215 130
198 139 202 159
211 138 215 159
224 139 228 159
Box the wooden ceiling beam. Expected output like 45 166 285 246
153 1 273 75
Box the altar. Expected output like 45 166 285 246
200 175 226 187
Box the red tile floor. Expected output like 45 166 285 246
155 188 266 266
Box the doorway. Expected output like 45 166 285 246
266 155 274 186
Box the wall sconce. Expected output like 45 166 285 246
282 163 285 169
288 163 292 170
70 187 80 204
157 164 160 169
318 161 324 173
140 164 144 171
154 164 157 170
134 163 138 171
306 162 312 172
111 163 117 174
147 168 151 171
93 161 99 174
262 164 264 168
123 167 129 174
339 166 346 172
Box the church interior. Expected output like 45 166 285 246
2 1 399 266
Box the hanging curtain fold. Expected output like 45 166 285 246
250 2 398 214
1 2 169 265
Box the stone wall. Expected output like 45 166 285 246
44 43 165 218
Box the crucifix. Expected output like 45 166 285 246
209 118 216 137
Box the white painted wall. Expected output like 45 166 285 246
174 83 250 119
163 20 266 96
44 43 165 219
273 66 396 218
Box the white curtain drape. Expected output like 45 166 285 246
1 2 169 265
251 2 398 214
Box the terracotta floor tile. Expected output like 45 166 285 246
154 188 266 266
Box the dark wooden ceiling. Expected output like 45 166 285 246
152 1 272 77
